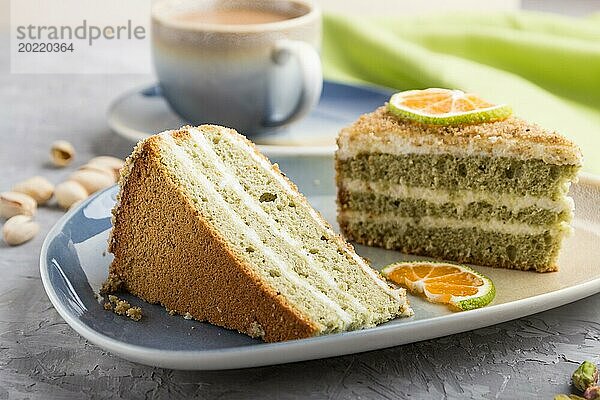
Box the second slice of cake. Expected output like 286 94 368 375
336 89 583 272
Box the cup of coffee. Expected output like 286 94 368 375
151 0 322 135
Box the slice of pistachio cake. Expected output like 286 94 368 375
106 125 411 342
336 91 582 272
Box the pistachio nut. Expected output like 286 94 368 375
87 156 124 180
574 361 599 392
2 215 40 246
50 140 75 167
55 180 88 210
0 191 37 218
77 164 117 183
12 176 54 205
69 169 114 194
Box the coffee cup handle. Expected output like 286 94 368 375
263 39 323 128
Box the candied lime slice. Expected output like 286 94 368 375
388 88 512 126
382 261 496 311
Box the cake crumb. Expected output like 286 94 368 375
183 312 193 320
249 321 265 339
126 307 143 321
114 300 131 315
166 308 177 316
102 294 143 321
100 273 124 294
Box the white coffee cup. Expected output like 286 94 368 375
151 0 322 135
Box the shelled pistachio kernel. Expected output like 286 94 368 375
12 176 54 205
0 191 37 219
2 215 40 246
55 180 88 210
573 361 599 392
50 140 75 167
69 169 114 194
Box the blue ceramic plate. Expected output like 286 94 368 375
41 167 600 370
106 81 391 157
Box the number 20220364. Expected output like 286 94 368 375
17 42 74 53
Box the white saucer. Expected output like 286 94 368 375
106 81 391 157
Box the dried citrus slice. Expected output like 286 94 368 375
381 261 495 311
388 88 512 126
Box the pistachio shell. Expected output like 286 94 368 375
0 191 37 218
50 140 75 167
87 156 124 180
77 164 117 183
55 180 88 210
12 176 54 205
2 215 40 246
69 169 114 194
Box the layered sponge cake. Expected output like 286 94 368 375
106 125 411 342
336 105 583 272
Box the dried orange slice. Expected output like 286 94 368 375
381 261 495 311
388 88 512 126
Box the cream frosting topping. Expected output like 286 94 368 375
337 131 581 166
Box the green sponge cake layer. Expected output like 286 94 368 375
337 153 579 199
339 216 562 272
335 106 583 272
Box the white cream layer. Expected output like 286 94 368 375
339 210 572 236
160 133 353 328
337 131 582 166
340 179 574 214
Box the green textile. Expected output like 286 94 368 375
322 12 600 173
